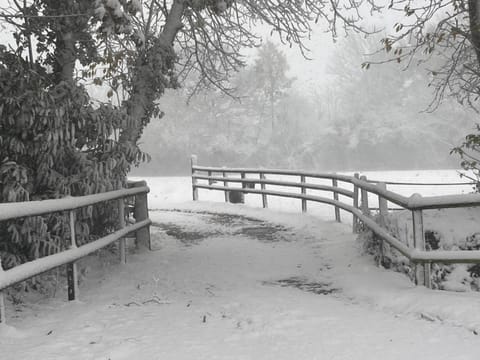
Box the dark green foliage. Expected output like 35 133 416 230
359 214 480 291
358 218 414 281
0 45 140 270
425 230 441 250
461 233 480 250
451 124 480 188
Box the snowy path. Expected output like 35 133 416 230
1 203 480 359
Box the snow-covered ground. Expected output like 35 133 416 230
1 170 480 359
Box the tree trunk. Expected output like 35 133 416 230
469 0 480 65
120 0 186 146
55 31 76 83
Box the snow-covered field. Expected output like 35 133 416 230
1 169 480 359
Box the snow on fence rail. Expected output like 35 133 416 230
0 181 152 325
190 155 480 290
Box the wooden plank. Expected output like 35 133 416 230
223 170 228 202
260 173 268 208
0 290 5 324
193 174 355 198
411 195 428 287
67 210 79 301
0 258 5 324
360 176 369 215
378 188 389 219
132 180 151 250
0 186 150 222
191 155 198 201
66 263 78 301
301 175 307 213
377 182 388 266
352 173 360 233
118 198 126 264
332 178 341 222
192 165 362 183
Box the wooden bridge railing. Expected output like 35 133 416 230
191 155 480 289
0 180 151 324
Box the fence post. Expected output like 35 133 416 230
67 210 79 301
241 172 246 189
411 194 431 288
191 155 198 201
352 173 360 233
208 171 213 185
131 180 151 250
223 168 228 202
118 198 126 264
260 173 268 208
360 175 369 215
378 183 388 220
300 175 307 213
332 178 341 222
0 258 5 324
377 182 388 266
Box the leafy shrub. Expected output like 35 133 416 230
359 216 415 283
0 46 143 271
358 213 480 291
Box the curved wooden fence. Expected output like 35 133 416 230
191 155 480 289
0 181 151 324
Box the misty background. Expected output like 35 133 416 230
128 32 477 176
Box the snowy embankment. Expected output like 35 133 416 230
1 171 480 359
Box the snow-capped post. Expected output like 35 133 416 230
118 198 126 264
378 183 388 221
360 175 369 215
301 175 307 213
411 194 431 288
222 168 228 202
352 173 360 233
131 180 151 250
191 155 198 201
260 173 268 208
0 258 5 324
241 172 246 191
208 171 213 185
332 178 341 222
67 210 79 301
0 290 4 324
377 182 389 266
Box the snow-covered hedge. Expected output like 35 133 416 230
359 207 480 291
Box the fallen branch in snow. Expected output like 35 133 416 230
124 295 171 307
420 312 441 322
124 301 141 307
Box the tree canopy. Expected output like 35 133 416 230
2 0 480 269
0 0 350 268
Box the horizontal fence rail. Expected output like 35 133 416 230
0 181 151 324
366 178 476 186
0 186 150 222
190 155 480 289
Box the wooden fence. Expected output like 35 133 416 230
191 155 480 289
0 180 151 324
